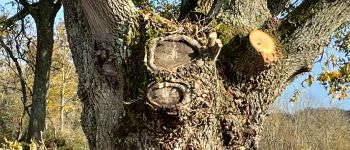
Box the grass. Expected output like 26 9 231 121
260 104 350 149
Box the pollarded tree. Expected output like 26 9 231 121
62 0 350 149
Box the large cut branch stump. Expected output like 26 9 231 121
144 34 222 113
146 35 202 73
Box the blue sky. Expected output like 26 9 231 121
1 0 350 111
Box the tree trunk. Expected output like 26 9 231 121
63 0 350 149
0 0 61 144
59 63 66 132
26 0 61 143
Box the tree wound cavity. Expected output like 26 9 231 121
146 82 189 111
146 35 201 72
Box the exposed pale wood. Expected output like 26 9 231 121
207 32 217 48
249 29 278 63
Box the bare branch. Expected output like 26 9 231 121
0 36 30 127
1 9 29 30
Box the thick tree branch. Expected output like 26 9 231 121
220 0 272 29
17 0 38 15
280 0 350 40
228 1 350 75
178 0 198 20
80 0 137 40
280 0 350 55
215 2 350 147
264 0 350 91
182 0 272 28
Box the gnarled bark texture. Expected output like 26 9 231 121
63 0 350 149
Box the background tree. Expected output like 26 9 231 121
0 0 62 144
0 5 87 148
62 0 350 149
0 12 34 140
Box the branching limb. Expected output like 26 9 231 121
270 0 350 87
0 36 30 139
228 1 350 75
1 9 29 30
17 0 38 15
279 0 350 56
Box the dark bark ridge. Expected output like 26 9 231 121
63 0 350 149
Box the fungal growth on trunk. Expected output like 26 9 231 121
249 29 278 63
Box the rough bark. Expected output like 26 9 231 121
63 0 138 149
63 0 350 149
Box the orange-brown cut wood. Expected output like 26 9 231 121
249 29 278 63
